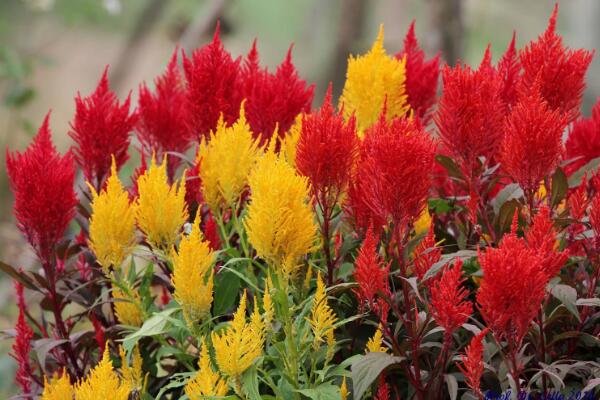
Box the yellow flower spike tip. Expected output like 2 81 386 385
198 102 261 212
245 149 319 273
414 207 432 236
211 292 265 378
136 155 188 250
75 346 131 400
366 324 387 353
308 273 337 350
88 157 137 273
184 337 228 399
340 376 349 400
263 278 274 328
280 115 302 169
340 24 409 133
172 212 216 326
113 286 144 327
119 345 145 393
41 371 74 400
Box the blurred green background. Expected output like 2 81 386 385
1 0 599 397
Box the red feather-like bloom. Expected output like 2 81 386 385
430 258 472 334
525 206 569 279
499 80 567 194
6 115 78 261
374 376 391 400
352 226 391 321
203 211 221 251
565 99 600 175
182 24 242 141
457 329 488 397
589 192 600 241
497 32 521 109
435 63 505 172
12 281 33 394
296 85 358 205
137 49 193 177
395 21 440 124
242 42 314 143
477 232 547 346
70 67 136 186
520 4 593 123
412 227 441 280
349 114 436 233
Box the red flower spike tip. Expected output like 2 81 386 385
430 258 472 334
589 193 600 240
525 206 569 279
412 227 441 280
137 49 193 177
566 98 600 175
435 63 505 171
374 375 391 400
242 43 314 143
500 79 568 194
457 329 488 398
11 281 33 394
296 84 358 205
89 313 106 354
497 32 521 109
349 114 436 233
519 3 593 123
396 21 440 124
184 159 203 209
477 232 547 346
6 114 78 261
183 22 242 141
70 67 136 186
203 211 221 251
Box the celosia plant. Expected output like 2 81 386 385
4 7 600 400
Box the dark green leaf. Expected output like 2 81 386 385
213 268 241 315
296 384 341 400
351 352 405 400
435 155 464 180
0 261 39 291
568 157 600 188
550 167 568 207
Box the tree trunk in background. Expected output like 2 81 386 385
427 0 463 65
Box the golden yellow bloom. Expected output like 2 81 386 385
340 376 349 400
41 372 74 400
308 273 337 349
211 292 265 378
88 157 137 272
279 115 302 169
198 103 261 212
113 287 144 327
171 213 215 326
366 324 387 353
184 338 228 399
414 207 432 236
136 156 188 250
340 24 409 133
262 278 274 328
245 149 319 271
75 347 130 400
119 345 145 393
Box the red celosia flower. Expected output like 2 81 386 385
12 281 33 394
6 114 78 261
499 80 568 194
457 329 488 398
395 21 440 124
519 4 593 123
525 206 569 279
182 23 242 141
435 62 505 173
242 42 314 143
89 313 106 353
477 231 547 346
184 160 203 208
129 153 148 199
374 375 391 400
565 99 600 175
349 113 436 233
430 258 472 334
352 226 391 321
412 227 441 280
137 49 193 178
497 32 521 109
589 192 600 240
296 85 358 207
70 67 136 187
203 211 221 251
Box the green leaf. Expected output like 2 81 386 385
429 198 454 214
491 183 523 215
33 339 68 368
576 298 600 307
351 352 405 400
498 199 520 232
423 250 477 281
568 157 600 188
548 283 580 322
241 365 262 400
213 268 241 315
296 384 341 400
122 307 178 352
435 155 464 180
0 261 39 291
550 167 568 207
445 374 458 400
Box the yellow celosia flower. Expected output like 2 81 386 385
113 287 144 327
340 24 409 133
119 345 145 393
88 157 137 272
198 103 261 212
184 337 228 399
136 156 188 250
279 115 302 169
171 212 215 326
366 324 387 353
245 149 319 272
41 372 74 400
263 277 274 328
340 376 349 400
414 207 432 236
75 347 130 400
308 273 337 349
211 292 265 378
